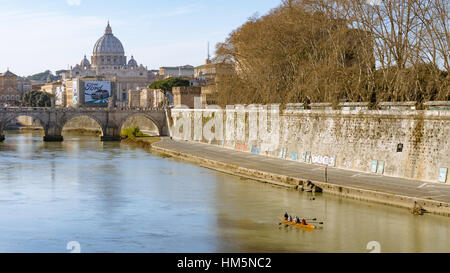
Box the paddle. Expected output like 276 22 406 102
278 222 290 228
306 220 324 225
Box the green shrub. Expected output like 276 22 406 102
120 126 149 139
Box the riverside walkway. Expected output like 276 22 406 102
152 138 450 215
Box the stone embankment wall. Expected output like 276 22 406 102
170 107 449 184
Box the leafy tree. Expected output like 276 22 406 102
148 77 190 92
23 90 53 107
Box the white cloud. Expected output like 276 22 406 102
67 0 81 6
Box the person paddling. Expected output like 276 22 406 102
301 218 307 225
284 212 289 220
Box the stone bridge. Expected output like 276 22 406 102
0 107 169 142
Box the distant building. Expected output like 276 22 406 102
172 86 201 109
17 79 32 96
0 70 21 104
139 88 166 108
194 61 233 86
128 88 141 108
64 79 76 107
41 81 62 96
62 22 154 106
40 81 66 107
30 80 46 91
158 65 194 78
139 88 152 108
193 60 233 108
200 85 217 108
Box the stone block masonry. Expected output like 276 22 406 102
0 107 170 142
170 107 449 184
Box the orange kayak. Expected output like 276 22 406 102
280 218 315 230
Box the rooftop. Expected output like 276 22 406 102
160 65 194 70
0 70 17 77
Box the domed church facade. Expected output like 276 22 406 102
63 22 154 106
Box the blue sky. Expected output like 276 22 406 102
0 0 281 76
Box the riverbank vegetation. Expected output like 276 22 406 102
120 126 149 140
121 136 162 152
214 0 449 107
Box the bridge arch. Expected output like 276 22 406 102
118 113 162 136
60 113 106 137
0 112 48 141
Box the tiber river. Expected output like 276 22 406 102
1 131 450 253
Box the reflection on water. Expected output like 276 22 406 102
0 131 450 253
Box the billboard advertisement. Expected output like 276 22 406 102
84 81 111 103
72 81 78 104
55 86 64 106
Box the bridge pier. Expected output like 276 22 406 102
43 135 64 142
101 126 121 141
43 125 63 142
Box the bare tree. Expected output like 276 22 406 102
214 0 449 106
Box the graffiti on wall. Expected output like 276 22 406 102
311 154 336 167
250 144 260 155
236 142 249 152
438 168 448 183
301 152 311 163
371 160 385 174
288 152 298 161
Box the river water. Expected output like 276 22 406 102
0 131 449 253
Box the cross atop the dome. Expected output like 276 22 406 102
105 21 112 35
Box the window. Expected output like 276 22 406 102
397 143 404 153
122 93 127 101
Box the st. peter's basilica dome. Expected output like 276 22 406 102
93 22 125 55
